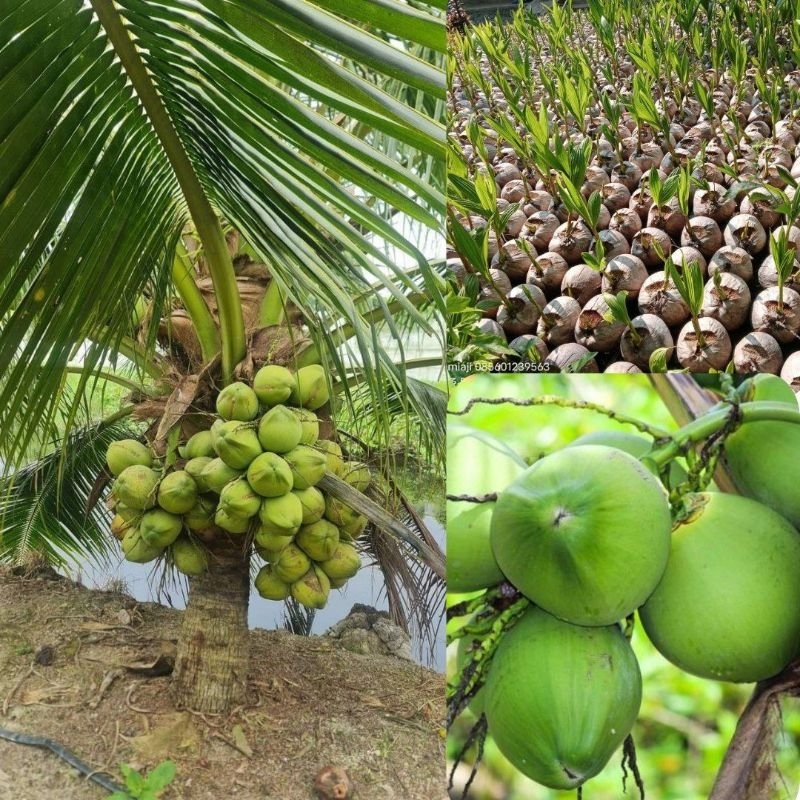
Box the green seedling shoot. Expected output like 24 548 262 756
106 761 176 800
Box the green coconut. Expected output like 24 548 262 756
272 543 312 583
184 456 213 492
295 519 339 561
247 452 293 497
214 507 251 535
107 439 153 477
291 408 320 445
257 492 303 536
183 430 216 459
340 514 368 539
209 418 226 450
114 465 160 511
448 501 504 593
254 564 291 600
289 364 329 410
339 461 371 491
257 405 303 454
639 492 800 682
566 430 687 489
490 445 672 626
110 513 135 541
323 496 361 529
292 486 326 525
171 536 208 576
485 607 641 789
157 470 198 515
121 529 163 564
218 477 262 519
318 542 360 581
183 496 217 532
315 440 344 475
722 374 800 527
199 458 243 495
253 364 297 407
214 421 263 470
114 503 139 523
328 576 348 589
291 564 331 609
284 445 327 489
139 508 183 549
215 381 260 421
254 528 294 555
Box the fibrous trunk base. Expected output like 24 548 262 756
172 531 250 713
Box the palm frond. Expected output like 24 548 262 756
282 597 317 637
359 492 445 667
0 418 138 567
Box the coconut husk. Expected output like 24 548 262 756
157 309 204 371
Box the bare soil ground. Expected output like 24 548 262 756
0 567 445 799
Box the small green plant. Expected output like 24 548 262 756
107 761 176 800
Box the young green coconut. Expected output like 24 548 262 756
490 444 672 626
484 606 642 790
639 492 800 682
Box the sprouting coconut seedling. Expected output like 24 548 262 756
604 290 639 341
667 256 706 345
599 92 626 165
627 72 670 156
667 253 732 370
553 58 593 135
769 228 797 313
446 205 490 279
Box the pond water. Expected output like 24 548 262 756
75 512 445 672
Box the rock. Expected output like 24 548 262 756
325 604 413 661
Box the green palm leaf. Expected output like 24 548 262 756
0 418 137 568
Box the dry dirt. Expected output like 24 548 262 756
0 567 446 800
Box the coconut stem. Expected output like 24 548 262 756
649 401 800 468
691 315 707 349
172 244 220 363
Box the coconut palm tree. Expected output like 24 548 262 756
0 0 446 713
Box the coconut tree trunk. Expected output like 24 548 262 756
172 532 251 712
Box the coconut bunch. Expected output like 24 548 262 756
447 13 800 376
449 376 800 792
105 363 371 610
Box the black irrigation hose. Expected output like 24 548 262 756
0 727 125 794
